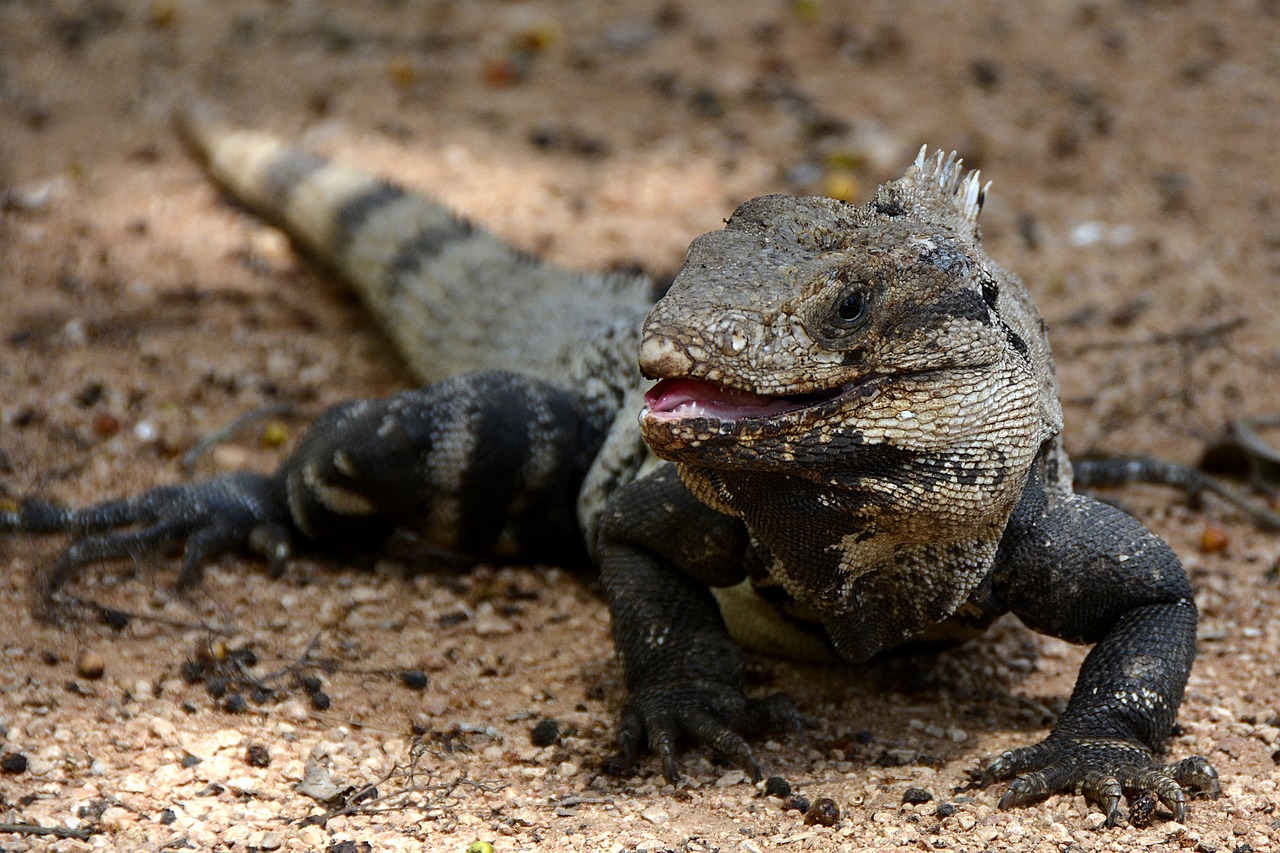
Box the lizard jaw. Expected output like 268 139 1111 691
642 377 859 424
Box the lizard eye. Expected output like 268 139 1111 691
828 283 872 333
836 291 866 324
808 266 880 345
811 271 875 348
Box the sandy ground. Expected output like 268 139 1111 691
2 1 1280 851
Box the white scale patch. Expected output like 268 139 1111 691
645 624 670 649
332 450 359 478
423 401 478 540
519 397 561 493
303 460 377 517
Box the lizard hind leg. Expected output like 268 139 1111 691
17 371 609 620
277 370 611 565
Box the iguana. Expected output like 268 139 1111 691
3 111 1221 826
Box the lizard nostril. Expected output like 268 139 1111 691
638 334 695 378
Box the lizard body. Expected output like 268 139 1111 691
3 118 1218 825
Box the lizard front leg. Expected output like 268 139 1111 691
985 463 1220 825
597 464 797 782
8 370 607 620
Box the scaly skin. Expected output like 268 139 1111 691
601 151 1218 824
2 125 1218 826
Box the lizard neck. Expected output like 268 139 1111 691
678 462 1012 662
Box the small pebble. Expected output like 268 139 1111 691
902 787 933 804
783 794 809 814
98 608 130 630
244 744 270 767
1200 523 1229 553
605 22 657 51
805 797 840 827
280 700 309 723
1 752 29 774
76 650 105 679
92 411 121 437
765 775 791 797
641 806 670 826
716 768 748 787
399 669 429 690
530 718 560 747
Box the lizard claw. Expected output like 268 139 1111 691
982 735 1217 826
609 681 796 784
22 472 290 620
1164 755 1221 800
1080 771 1125 827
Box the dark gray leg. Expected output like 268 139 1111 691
9 370 608 619
986 466 1220 824
597 465 796 782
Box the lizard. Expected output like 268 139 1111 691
2 110 1222 826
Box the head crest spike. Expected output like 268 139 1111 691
884 147 989 234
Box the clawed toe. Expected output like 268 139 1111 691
611 682 793 784
982 737 1217 827
1080 771 1124 826
1164 755 1221 800
22 472 288 618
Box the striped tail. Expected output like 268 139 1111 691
173 105 652 393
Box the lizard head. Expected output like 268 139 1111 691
638 148 1058 473
637 149 1064 654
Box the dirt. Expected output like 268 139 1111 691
2 1 1280 851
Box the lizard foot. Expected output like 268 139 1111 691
608 682 799 784
19 472 291 621
981 736 1219 826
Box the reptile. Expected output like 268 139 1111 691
3 111 1222 826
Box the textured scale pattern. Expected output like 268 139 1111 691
2 119 1219 827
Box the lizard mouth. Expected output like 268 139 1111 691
642 377 865 423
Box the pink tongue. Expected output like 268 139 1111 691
644 378 799 421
